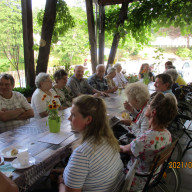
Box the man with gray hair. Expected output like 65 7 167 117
88 64 117 93
67 65 108 97
0 74 34 133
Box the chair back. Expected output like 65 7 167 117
142 138 179 192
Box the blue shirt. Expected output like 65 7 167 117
163 89 174 96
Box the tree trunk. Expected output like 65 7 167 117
21 0 35 88
107 33 121 65
106 2 129 70
36 0 58 75
85 0 97 73
99 5 105 65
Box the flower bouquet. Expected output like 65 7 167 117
126 73 138 83
141 69 150 85
42 95 61 133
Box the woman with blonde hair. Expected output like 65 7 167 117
59 95 124 192
120 93 178 191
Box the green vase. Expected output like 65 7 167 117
48 117 61 133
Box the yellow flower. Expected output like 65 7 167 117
53 104 57 109
48 104 53 109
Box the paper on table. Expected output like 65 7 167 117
38 131 73 144
0 163 15 177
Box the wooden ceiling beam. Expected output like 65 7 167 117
97 0 129 6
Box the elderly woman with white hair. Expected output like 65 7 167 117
113 63 128 88
122 82 150 137
31 73 61 119
105 67 118 91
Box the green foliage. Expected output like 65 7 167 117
152 48 164 74
105 0 192 47
176 47 191 59
125 73 138 83
37 0 75 44
52 7 89 67
0 61 10 72
13 85 34 97
0 0 24 85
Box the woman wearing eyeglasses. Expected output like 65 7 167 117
31 72 60 119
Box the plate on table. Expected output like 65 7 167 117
0 156 4 165
1 146 28 159
11 157 36 170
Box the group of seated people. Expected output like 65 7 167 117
0 60 184 192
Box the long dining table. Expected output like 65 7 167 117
0 83 155 192
0 108 79 192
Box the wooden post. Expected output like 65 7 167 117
85 0 97 73
21 0 35 88
99 5 105 65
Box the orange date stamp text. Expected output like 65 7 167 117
169 162 192 169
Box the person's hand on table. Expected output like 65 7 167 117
93 93 101 97
123 101 134 113
100 92 109 97
120 119 132 126
112 86 118 92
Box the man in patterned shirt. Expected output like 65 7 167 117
88 64 117 93
0 74 34 133
67 65 108 97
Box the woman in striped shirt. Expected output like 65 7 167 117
59 95 124 192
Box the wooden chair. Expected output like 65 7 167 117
120 138 179 192
138 138 179 192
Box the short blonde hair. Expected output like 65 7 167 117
125 82 150 108
72 95 119 152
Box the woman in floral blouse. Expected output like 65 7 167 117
120 92 178 191
53 69 74 108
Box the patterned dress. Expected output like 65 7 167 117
53 86 74 107
127 129 172 191
105 75 116 89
